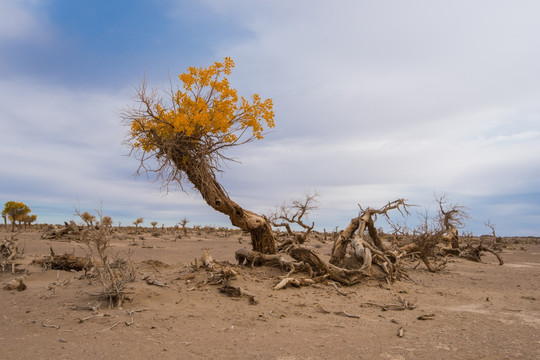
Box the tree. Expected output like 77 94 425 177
330 199 411 279
123 58 276 253
151 221 158 229
80 211 96 227
435 194 469 249
102 216 113 228
133 218 143 230
22 214 37 230
178 217 189 235
2 201 31 232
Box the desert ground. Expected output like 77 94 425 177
1 225 539 360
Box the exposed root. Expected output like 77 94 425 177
290 247 370 286
3 278 26 291
273 277 314 290
143 274 168 287
361 296 417 311
315 305 359 318
218 284 259 304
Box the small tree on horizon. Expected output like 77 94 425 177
81 211 96 228
123 58 277 254
102 216 113 228
179 217 189 235
133 218 143 230
22 214 37 230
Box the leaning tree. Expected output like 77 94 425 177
123 58 276 253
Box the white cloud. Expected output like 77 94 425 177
0 1 50 43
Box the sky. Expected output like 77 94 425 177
1 0 539 236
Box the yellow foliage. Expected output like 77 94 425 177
2 201 30 221
130 57 275 152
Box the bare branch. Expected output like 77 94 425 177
268 191 319 248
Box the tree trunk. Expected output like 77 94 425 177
182 158 276 254
330 217 360 266
450 229 459 249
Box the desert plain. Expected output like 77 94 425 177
1 225 539 360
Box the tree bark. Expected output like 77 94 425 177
330 217 360 266
182 157 276 254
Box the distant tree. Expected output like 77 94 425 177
2 201 31 232
102 216 113 227
179 217 189 235
81 211 96 227
123 58 276 254
133 218 143 229
22 214 37 230
151 221 158 229
484 219 504 249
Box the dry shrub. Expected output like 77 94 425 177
84 229 135 307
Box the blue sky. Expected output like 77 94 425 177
1 0 539 236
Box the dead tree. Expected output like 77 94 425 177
398 210 448 272
268 192 319 251
1 234 23 273
436 195 468 249
397 200 503 270
485 219 505 249
330 199 410 280
179 217 189 235
460 240 504 265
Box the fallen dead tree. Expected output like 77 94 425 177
1 234 23 272
235 245 373 287
458 239 504 265
395 198 504 271
33 247 93 272
227 200 412 288
329 199 411 282
399 232 447 272
400 235 504 270
231 197 503 290
41 221 84 241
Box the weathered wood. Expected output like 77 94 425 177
218 284 259 304
33 247 93 271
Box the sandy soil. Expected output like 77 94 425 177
1 228 539 360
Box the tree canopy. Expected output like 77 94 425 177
125 57 275 188
2 201 31 232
